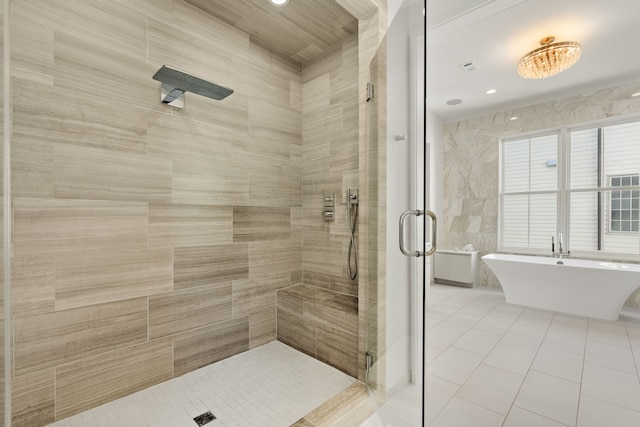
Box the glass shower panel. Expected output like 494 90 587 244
366 1 425 425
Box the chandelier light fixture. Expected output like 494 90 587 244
517 36 582 79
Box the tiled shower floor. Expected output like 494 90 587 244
363 284 640 427
47 341 356 427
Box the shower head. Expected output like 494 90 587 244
152 65 233 107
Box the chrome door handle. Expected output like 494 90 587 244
399 210 422 257
399 209 437 257
424 210 437 256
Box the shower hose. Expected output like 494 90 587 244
347 200 358 280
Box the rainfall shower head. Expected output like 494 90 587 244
152 65 233 107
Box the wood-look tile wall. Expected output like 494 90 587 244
269 30 363 382
301 33 360 295
277 286 359 378
10 0 304 424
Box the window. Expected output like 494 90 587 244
499 118 640 257
610 175 639 232
500 134 558 249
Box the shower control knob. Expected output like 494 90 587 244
323 192 336 221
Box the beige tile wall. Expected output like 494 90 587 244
9 0 307 424
284 32 361 380
8 0 380 423
301 34 360 294
277 285 359 377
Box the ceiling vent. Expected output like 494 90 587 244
460 61 478 72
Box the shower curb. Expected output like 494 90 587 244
291 381 375 427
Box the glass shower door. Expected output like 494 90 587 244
365 1 427 426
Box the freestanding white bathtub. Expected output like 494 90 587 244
482 253 640 320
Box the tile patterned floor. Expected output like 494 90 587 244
47 341 356 427
362 284 640 427
47 284 640 427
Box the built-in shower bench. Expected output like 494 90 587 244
276 284 358 378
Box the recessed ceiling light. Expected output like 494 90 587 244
446 99 463 106
509 116 518 121
632 91 640 97
269 0 288 5
486 89 497 95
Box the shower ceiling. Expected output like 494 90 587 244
184 0 357 62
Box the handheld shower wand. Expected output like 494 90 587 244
347 189 359 280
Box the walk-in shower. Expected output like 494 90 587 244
3 0 398 424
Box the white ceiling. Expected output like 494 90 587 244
426 0 640 122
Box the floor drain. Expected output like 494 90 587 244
193 411 216 426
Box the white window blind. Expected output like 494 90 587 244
500 118 640 257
